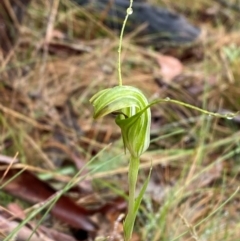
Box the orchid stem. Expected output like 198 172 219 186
124 156 139 241
118 0 133 86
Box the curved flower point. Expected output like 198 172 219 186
90 86 151 157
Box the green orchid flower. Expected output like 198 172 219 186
90 85 151 158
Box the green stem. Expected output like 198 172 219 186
118 0 133 86
124 156 139 241
149 98 238 119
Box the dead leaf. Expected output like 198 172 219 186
0 215 54 241
7 203 25 219
0 154 18 164
0 206 78 241
39 225 78 241
156 54 183 82
0 169 97 232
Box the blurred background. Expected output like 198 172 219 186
1 0 240 240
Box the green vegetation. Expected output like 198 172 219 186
1 0 240 240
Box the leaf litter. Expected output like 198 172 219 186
1 0 240 240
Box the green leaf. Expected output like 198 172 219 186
123 166 152 240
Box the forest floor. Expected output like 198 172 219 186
1 0 240 240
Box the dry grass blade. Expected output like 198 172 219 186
1 0 240 240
